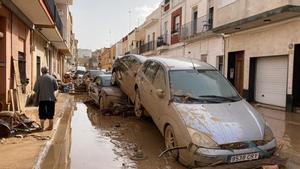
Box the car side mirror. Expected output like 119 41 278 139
156 89 165 98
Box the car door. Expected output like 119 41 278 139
139 61 160 115
126 56 141 101
147 65 168 128
118 55 131 95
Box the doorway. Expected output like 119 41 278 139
36 56 41 80
227 51 245 96
293 44 300 108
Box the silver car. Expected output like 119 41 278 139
134 57 276 167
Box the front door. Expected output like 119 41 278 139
293 44 300 107
235 53 244 96
227 51 244 96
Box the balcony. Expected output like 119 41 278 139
140 41 156 54
44 0 63 36
181 16 212 41
11 0 64 42
157 34 169 48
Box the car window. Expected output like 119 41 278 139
153 66 166 90
144 61 159 82
128 56 141 71
120 55 130 67
141 61 151 73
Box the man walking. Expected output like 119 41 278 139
34 66 58 130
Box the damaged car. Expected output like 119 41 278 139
134 57 276 167
111 54 146 102
88 74 126 112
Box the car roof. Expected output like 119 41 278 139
126 54 147 63
147 57 216 70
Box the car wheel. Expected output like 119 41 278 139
134 90 144 119
164 125 179 159
99 96 105 111
111 71 118 86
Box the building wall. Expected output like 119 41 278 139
115 41 123 56
224 18 300 95
214 0 299 28
185 36 224 65
0 6 31 108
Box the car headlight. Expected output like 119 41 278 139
264 125 274 142
187 127 219 148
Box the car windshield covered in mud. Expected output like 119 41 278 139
170 69 241 103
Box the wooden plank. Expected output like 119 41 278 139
12 58 25 112
9 89 15 112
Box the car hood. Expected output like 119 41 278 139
173 100 266 145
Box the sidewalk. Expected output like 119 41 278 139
0 93 74 169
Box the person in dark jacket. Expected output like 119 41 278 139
33 66 58 130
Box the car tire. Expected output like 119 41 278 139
99 96 105 111
134 89 144 119
164 125 179 160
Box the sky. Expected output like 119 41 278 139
70 0 161 51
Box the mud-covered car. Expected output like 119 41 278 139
134 57 276 167
83 70 106 91
111 54 146 102
88 74 126 112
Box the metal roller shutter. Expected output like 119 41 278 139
255 56 288 107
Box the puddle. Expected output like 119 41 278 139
70 95 184 169
70 103 133 169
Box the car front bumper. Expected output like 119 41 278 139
187 139 276 167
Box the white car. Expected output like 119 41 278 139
134 57 276 167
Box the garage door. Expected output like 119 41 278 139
255 56 288 107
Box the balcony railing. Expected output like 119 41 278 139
180 15 211 41
157 34 169 48
44 0 63 37
140 41 156 54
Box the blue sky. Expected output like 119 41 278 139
70 0 161 50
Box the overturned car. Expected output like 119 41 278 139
134 57 276 167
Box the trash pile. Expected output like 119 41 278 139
0 111 41 138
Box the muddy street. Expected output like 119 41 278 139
70 94 185 169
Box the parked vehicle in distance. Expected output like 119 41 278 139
88 74 125 112
111 54 146 102
83 70 106 91
134 57 276 167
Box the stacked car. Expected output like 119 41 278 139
109 55 276 167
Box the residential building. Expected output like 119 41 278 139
181 0 224 71
98 48 111 70
78 48 92 58
158 0 186 56
115 40 123 57
140 7 161 56
0 0 77 110
212 0 300 111
127 27 145 54
122 36 128 54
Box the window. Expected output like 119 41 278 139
18 52 26 83
153 66 166 90
201 54 207 63
144 61 159 82
175 15 181 32
208 7 214 30
216 55 224 74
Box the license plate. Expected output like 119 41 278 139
230 153 259 163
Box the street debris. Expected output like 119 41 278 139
0 111 41 138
